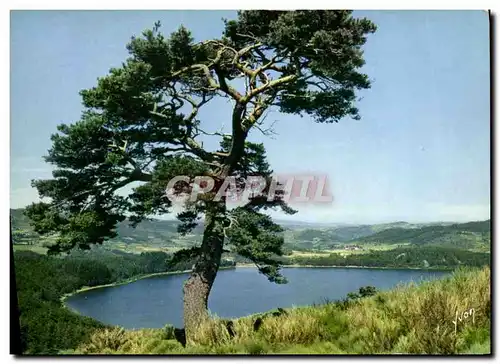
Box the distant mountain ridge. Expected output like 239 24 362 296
10 208 490 252
358 220 490 243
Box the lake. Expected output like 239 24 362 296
66 267 449 329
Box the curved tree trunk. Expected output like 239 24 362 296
182 107 247 344
183 200 226 344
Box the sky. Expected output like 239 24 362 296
10 10 491 224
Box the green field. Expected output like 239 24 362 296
13 244 49 255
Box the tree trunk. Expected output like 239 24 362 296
183 199 226 344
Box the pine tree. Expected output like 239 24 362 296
26 10 376 342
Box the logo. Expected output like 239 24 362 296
164 174 333 205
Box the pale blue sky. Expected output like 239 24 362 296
10 10 491 224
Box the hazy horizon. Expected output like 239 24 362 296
11 204 490 227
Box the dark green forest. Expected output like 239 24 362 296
288 246 490 269
358 220 490 245
14 249 235 354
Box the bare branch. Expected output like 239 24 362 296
243 74 297 102
235 32 259 42
193 123 231 139
253 116 278 138
254 49 287 72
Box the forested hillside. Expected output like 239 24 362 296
288 246 490 269
357 220 491 251
11 208 491 253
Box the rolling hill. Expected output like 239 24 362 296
356 220 490 252
10 208 490 253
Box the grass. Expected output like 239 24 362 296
99 241 189 255
13 244 48 255
69 266 490 355
288 243 412 258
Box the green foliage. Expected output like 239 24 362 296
83 327 129 353
284 220 491 252
225 209 288 283
224 11 376 122
288 246 490 269
345 286 378 301
162 324 176 340
14 251 106 354
296 228 344 243
359 220 491 247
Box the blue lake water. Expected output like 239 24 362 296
66 267 449 329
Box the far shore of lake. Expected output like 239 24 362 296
60 266 237 310
236 263 454 271
61 263 452 313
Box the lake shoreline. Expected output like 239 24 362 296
61 264 452 315
60 266 237 310
62 263 452 306
62 264 452 328
236 263 454 271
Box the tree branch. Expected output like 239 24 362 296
243 74 297 102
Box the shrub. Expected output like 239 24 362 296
80 328 129 354
258 310 323 345
162 324 176 340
